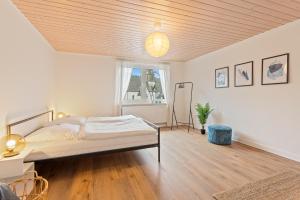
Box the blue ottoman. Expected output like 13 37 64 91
208 125 232 145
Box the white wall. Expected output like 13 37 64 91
54 52 185 122
122 104 168 124
184 19 300 161
0 0 54 135
168 62 187 125
54 52 116 116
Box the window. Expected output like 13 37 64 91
121 64 168 105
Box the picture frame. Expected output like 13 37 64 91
261 53 289 85
215 67 229 88
234 61 253 87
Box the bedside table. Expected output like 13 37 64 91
0 149 35 197
0 149 34 180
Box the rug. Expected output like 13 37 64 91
213 170 300 200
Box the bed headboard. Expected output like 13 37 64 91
6 110 54 136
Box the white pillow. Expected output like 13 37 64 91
44 116 86 127
27 123 81 142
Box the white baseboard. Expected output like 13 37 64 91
233 137 300 162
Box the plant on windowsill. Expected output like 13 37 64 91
195 103 214 135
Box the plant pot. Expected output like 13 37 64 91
200 129 206 135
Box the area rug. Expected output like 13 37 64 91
213 170 300 200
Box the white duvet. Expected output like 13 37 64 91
87 115 136 123
83 116 156 140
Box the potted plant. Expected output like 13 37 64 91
195 103 214 134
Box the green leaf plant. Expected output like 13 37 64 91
195 103 214 130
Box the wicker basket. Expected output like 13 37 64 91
8 171 48 200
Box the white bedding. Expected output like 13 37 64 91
87 115 136 123
24 115 158 161
27 124 80 142
83 116 156 140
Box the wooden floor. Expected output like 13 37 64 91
37 128 300 200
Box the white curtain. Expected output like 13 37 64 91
121 66 132 100
114 61 122 115
114 61 132 115
165 66 170 104
159 69 167 101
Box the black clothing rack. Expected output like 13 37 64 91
171 82 194 132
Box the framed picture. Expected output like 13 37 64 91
215 67 229 88
234 61 253 87
262 53 289 85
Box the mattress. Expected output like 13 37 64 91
24 116 158 162
25 134 157 162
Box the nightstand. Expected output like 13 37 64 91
0 149 35 196
0 149 34 181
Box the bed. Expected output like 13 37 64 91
6 111 160 163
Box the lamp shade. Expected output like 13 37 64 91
1 134 26 157
56 112 66 119
145 32 170 57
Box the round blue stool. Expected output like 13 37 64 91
208 125 232 145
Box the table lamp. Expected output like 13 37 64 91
56 112 66 119
1 134 26 157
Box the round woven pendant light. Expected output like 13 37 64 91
145 22 169 57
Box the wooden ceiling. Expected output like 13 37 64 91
12 0 300 61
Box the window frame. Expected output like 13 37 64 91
120 62 169 106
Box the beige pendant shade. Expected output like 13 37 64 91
145 32 170 57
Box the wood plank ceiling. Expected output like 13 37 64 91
12 0 300 61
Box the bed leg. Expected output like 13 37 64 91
158 127 160 162
158 146 160 162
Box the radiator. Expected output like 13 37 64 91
121 104 168 124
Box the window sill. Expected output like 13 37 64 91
121 103 167 107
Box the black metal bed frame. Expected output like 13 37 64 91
6 110 160 163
